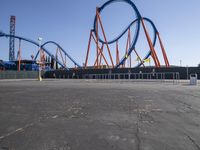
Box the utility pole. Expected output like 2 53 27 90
38 37 43 81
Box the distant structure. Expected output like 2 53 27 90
9 16 16 61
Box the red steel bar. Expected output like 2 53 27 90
99 44 104 66
116 40 119 65
96 8 114 68
85 30 93 68
157 32 170 67
94 44 104 67
91 33 110 67
141 18 160 68
124 29 130 68
96 8 99 68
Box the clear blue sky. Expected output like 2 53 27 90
0 0 200 67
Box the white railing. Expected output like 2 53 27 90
83 72 180 84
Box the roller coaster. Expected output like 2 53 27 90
0 0 170 71
0 32 81 70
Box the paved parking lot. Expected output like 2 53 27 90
0 79 200 150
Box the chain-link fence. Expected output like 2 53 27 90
0 71 40 79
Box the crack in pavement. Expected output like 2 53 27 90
0 113 62 142
185 134 200 150
135 122 141 150
130 97 141 150
0 123 34 141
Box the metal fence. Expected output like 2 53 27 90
0 71 40 79
83 72 180 84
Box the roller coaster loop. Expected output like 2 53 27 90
85 0 170 69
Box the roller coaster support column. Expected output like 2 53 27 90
128 29 132 68
94 44 100 66
91 33 109 67
124 28 132 68
94 44 104 67
57 47 66 68
157 32 170 67
116 40 119 65
96 8 99 68
124 29 130 68
18 39 21 71
99 44 104 67
96 7 114 68
141 18 161 68
85 30 92 68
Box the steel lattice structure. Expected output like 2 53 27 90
9 16 16 61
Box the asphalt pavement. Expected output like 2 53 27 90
0 79 200 150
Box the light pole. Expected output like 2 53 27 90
38 37 43 81
180 60 182 67
186 65 189 80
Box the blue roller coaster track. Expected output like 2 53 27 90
0 32 81 70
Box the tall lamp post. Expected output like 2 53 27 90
38 37 43 81
180 59 182 67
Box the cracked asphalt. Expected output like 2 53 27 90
0 79 200 150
